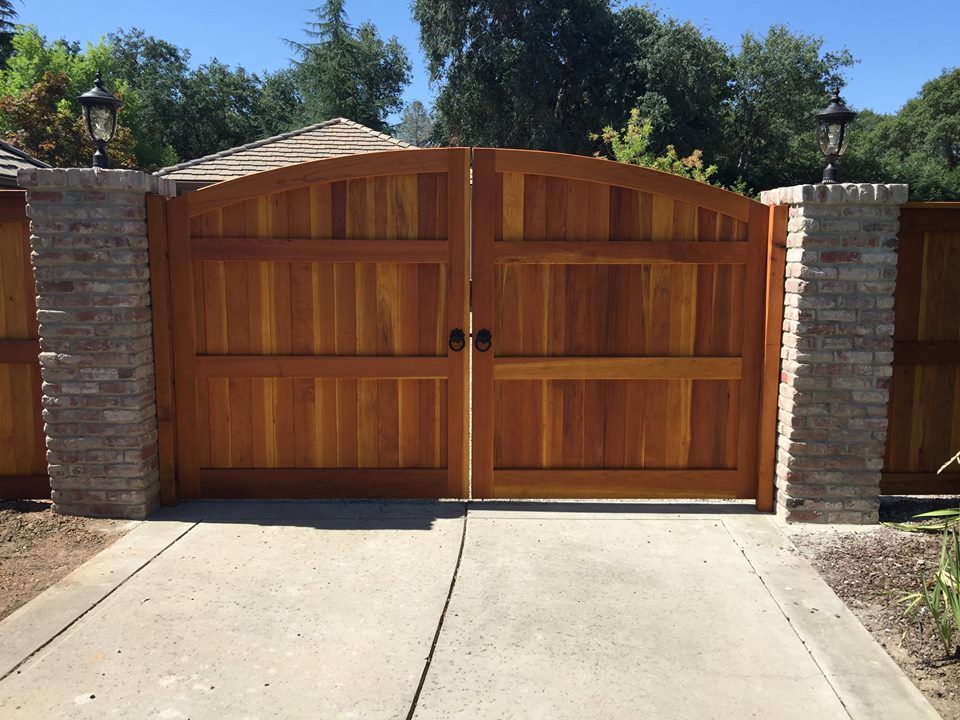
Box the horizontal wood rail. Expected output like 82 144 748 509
881 472 960 495
490 149 755 222
494 356 742 380
900 207 960 233
494 240 748 265
0 190 27 222
0 474 50 500
0 338 40 364
491 469 749 499
195 355 447 379
893 341 960 365
199 468 449 499
191 238 450 264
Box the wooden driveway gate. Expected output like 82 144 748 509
155 148 775 504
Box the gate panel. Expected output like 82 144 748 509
0 191 47 499
472 149 769 501
167 149 470 499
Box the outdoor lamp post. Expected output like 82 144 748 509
816 88 857 184
78 71 121 168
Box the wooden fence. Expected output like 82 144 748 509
884 203 960 494
0 190 47 499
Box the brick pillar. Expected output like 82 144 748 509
760 183 908 524
18 168 175 519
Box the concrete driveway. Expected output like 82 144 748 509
0 502 939 719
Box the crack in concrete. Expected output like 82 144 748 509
406 503 469 720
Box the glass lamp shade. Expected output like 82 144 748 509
82 103 117 143
817 120 849 158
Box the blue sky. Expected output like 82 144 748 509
17 0 958 122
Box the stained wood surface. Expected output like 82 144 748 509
885 206 960 493
0 191 47 499
167 149 470 498
471 149 769 502
757 205 789 511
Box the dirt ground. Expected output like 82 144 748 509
0 500 131 622
794 497 960 720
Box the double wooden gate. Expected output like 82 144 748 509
152 148 776 506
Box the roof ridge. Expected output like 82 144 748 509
155 118 345 176
336 117 413 148
0 140 51 168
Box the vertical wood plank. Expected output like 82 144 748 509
739 203 770 507
757 204 788 511
146 195 177 503
471 149 496 497
166 195 201 498
446 148 470 496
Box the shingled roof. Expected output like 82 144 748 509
0 141 49 187
156 117 413 190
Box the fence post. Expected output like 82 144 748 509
760 183 908 523
18 167 176 519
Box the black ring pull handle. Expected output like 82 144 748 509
475 328 492 352
449 328 466 352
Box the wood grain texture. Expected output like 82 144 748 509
757 205 788 511
476 149 764 500
0 195 47 496
884 206 960 492
167 151 468 498
147 195 177 505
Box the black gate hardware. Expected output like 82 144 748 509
449 328 466 352
475 328 492 352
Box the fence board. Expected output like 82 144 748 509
0 190 47 499
883 205 960 494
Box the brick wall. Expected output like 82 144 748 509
18 168 175 519
761 183 908 523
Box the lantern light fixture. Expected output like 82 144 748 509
77 71 121 168
815 88 857 184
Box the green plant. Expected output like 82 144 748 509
883 450 960 533
900 526 960 656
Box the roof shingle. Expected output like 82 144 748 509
0 141 49 185
156 117 412 185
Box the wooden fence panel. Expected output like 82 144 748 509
165 149 470 499
0 190 47 499
471 149 771 503
884 203 960 494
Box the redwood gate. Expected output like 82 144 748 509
154 148 777 505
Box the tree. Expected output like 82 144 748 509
394 100 433 145
718 26 854 190
415 0 619 152
171 59 263 161
0 71 137 168
844 70 960 200
595 108 727 188
610 7 729 159
0 0 17 65
289 0 410 130
254 68 304 136
107 28 189 169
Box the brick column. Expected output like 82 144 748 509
760 183 908 524
18 168 175 519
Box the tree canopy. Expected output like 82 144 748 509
289 0 411 132
0 3 954 199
